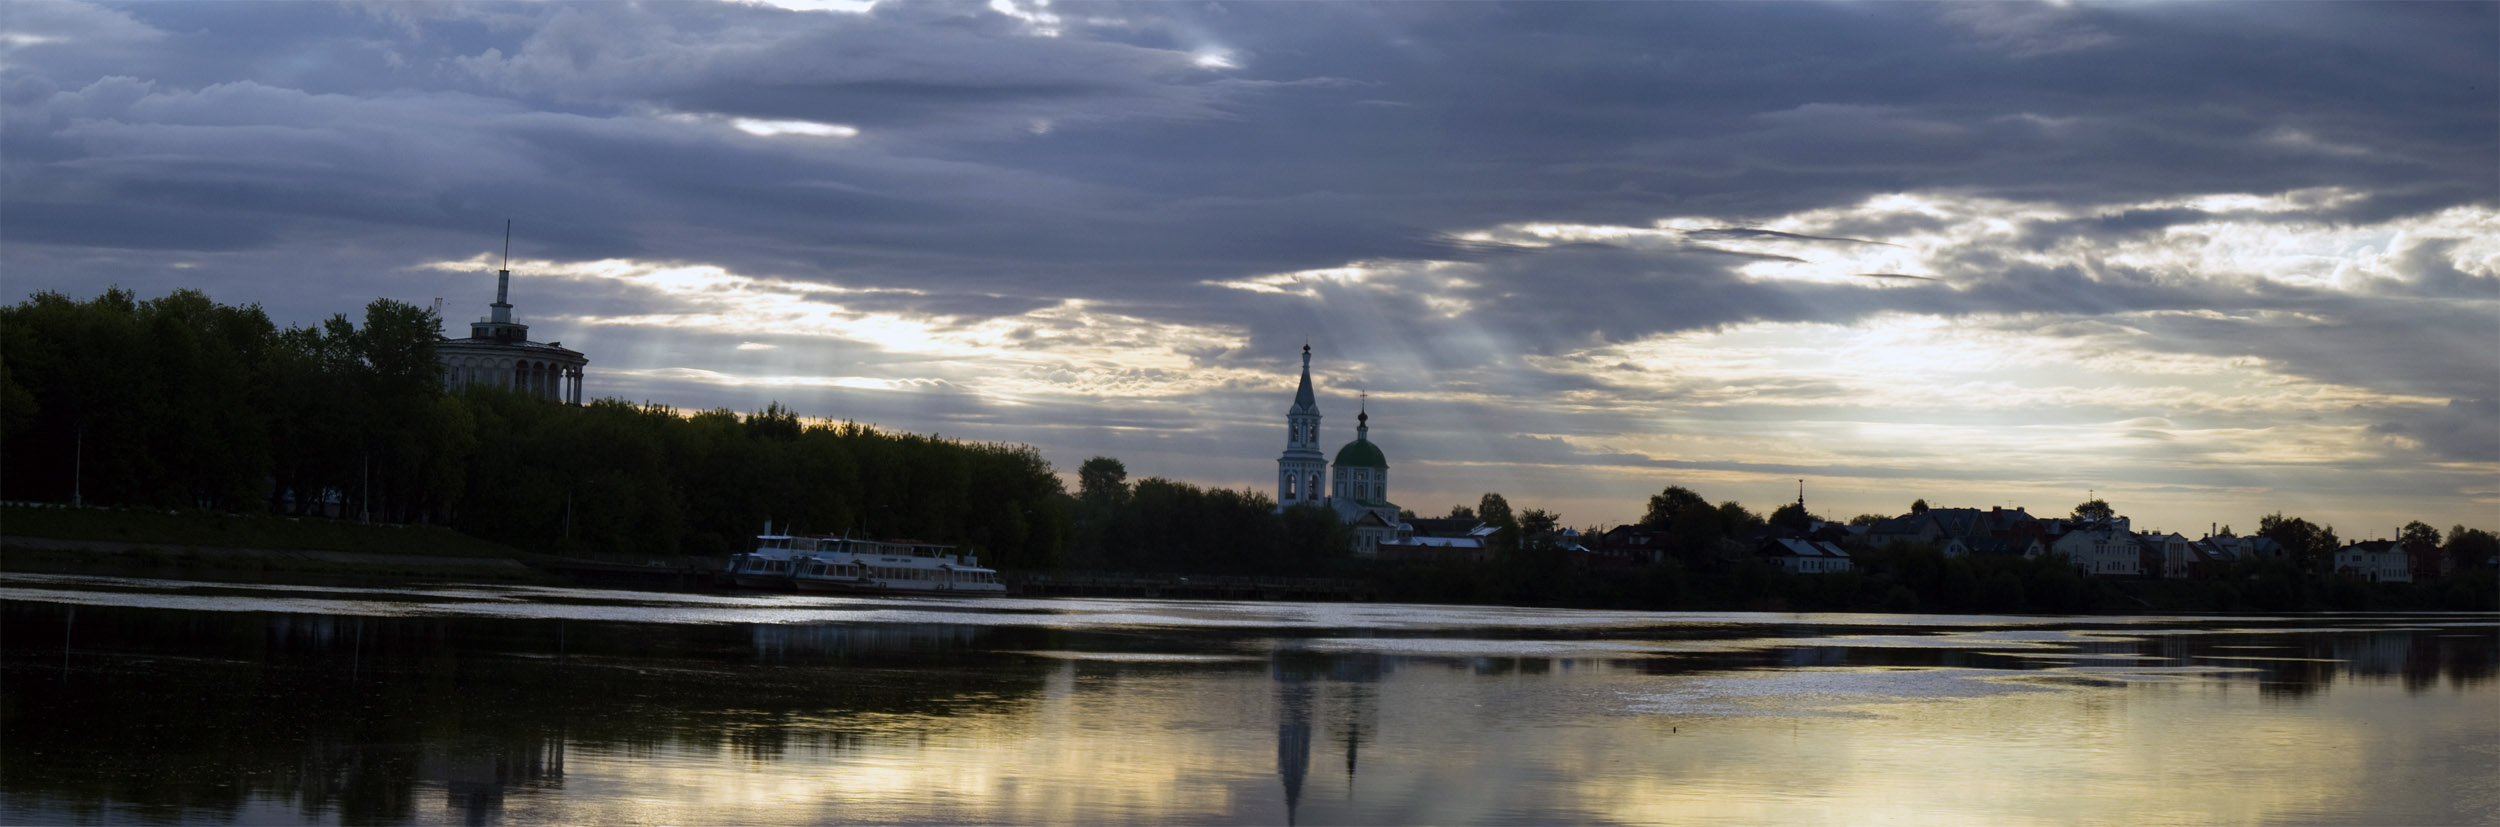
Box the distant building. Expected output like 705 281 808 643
2333 540 2411 583
1869 506 2042 551
1942 535 2046 560
1272 345 1401 555
1378 520 1495 564
2140 531 2193 579
2054 518 2142 577
1758 537 1854 574
438 263 586 403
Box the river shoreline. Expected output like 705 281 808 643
4 503 2488 613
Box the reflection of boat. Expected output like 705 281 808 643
726 530 1006 596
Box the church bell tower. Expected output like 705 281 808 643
1276 344 1327 511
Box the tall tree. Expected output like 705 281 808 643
1643 486 1709 527
1768 501 1821 531
2446 526 2499 572
2258 512 2339 574
1078 456 1130 508
2400 521 2441 547
1518 508 1559 536
1477 492 1514 527
2072 498 2114 522
1715 501 1764 543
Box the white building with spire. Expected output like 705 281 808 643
1274 345 1402 555
437 263 587 403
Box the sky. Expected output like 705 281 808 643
2 1 2495 537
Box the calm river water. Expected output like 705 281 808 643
2 573 2494 825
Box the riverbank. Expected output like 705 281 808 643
0 504 550 584
5 504 2489 613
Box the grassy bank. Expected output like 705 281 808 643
2 504 534 559
0 504 553 585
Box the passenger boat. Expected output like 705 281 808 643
725 537 803 589
726 528 1007 596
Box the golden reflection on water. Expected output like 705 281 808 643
418 653 2493 826
5 587 2488 826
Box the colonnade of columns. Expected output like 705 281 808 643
507 361 584 404
442 355 585 404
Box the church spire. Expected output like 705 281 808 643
1356 391 1368 440
1290 343 1318 414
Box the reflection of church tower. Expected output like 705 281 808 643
1328 653 1384 795
1276 345 1327 511
1275 651 1316 826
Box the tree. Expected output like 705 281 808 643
1849 513 1888 527
1503 507 1568 602
1911 498 1929 515
1477 492 1514 527
1716 501 1762 534
1768 501 1820 532
1519 508 1559 536
1278 502 1353 574
2401 521 2441 547
1078 456 1129 508
2072 498 2113 522
2259 512 2340 574
1445 504 1476 520
2448 525 2499 571
1643 486 1709 527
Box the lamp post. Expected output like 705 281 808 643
71 424 83 508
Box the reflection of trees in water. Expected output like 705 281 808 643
2115 624 2498 698
1612 621 2497 700
748 622 987 661
0 603 1052 823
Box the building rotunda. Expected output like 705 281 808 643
438 262 586 403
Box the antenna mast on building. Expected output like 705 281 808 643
491 220 515 325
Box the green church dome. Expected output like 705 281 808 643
1333 437 1387 469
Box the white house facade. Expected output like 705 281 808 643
2054 523 2144 577
2334 541 2412 583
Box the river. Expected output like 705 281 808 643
2 573 2493 825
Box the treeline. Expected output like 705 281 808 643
1 289 1067 568
1365 487 2498 612
1062 457 1354 577
9 287 2490 608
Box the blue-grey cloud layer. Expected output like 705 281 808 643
3 0 2493 527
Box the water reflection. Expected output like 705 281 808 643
2 578 2495 825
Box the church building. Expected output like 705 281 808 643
438 262 587 403
1274 345 1403 555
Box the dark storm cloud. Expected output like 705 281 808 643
2 0 2494 529
2366 398 2500 464
8 0 2490 320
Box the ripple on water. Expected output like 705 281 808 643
1619 667 2054 717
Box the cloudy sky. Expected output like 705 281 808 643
4 1 2495 536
